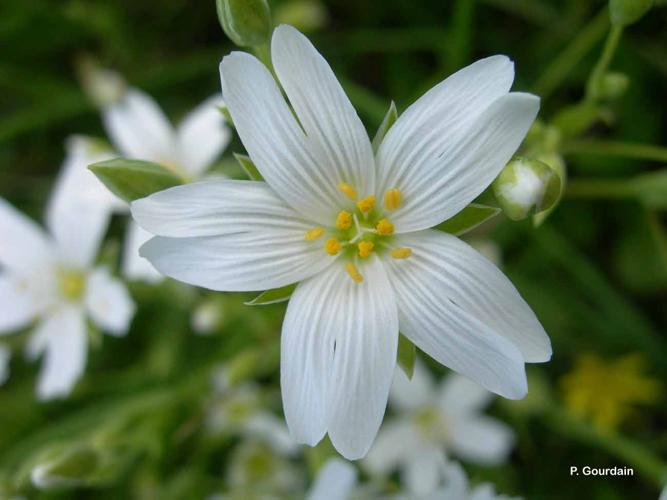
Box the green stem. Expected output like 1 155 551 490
646 211 667 275
586 24 623 102
543 404 667 488
561 139 667 163
532 8 609 99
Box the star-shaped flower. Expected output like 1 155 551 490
365 361 514 495
132 25 551 459
0 195 134 400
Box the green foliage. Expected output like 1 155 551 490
434 203 501 235
609 0 653 26
397 334 416 380
89 158 183 202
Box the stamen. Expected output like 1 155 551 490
391 247 412 259
304 227 324 241
375 218 394 236
357 241 374 259
346 263 364 283
337 183 358 200
325 238 342 255
384 188 402 210
356 195 376 214
335 210 353 230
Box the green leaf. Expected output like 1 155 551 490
245 284 297 306
397 334 416 379
234 153 263 181
89 158 183 202
371 101 398 153
609 0 653 27
634 170 667 210
434 203 500 236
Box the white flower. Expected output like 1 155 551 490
101 88 232 282
0 344 10 385
425 458 521 500
307 458 358 500
365 361 514 495
131 25 551 459
0 197 134 400
207 370 299 457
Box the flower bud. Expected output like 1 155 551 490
493 158 562 221
609 0 653 26
31 446 99 490
597 71 629 101
191 298 224 334
216 0 272 47
76 56 126 108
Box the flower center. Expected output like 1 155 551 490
57 268 87 301
414 406 447 441
303 184 412 283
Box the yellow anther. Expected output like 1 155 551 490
376 218 394 236
391 247 412 259
335 210 353 230
357 240 374 259
337 183 358 200
346 263 364 283
304 227 324 241
325 238 342 255
384 188 402 211
356 195 376 214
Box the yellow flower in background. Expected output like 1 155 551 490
560 353 661 429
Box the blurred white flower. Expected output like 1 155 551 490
207 371 299 457
0 198 134 400
132 24 550 459
307 458 358 500
424 457 521 500
102 88 231 283
191 297 224 334
226 440 304 497
365 361 514 495
0 344 10 385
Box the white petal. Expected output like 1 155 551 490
102 88 177 162
0 198 52 272
46 136 122 267
438 373 495 417
271 25 375 197
307 458 358 500
433 459 470 499
0 344 10 385
27 305 87 401
380 92 539 232
176 94 231 177
281 258 398 459
389 358 434 412
84 268 135 335
395 230 551 363
402 445 442 496
376 55 513 201
122 222 163 283
132 179 315 238
364 418 420 473
138 183 336 291
220 52 340 224
244 412 300 457
385 233 528 399
0 274 43 333
448 415 514 465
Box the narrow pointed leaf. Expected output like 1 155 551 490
434 203 500 236
89 158 183 202
372 101 398 153
397 333 416 379
245 283 297 306
234 153 264 181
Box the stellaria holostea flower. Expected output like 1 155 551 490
0 196 134 400
365 361 514 495
132 25 551 458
